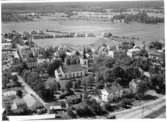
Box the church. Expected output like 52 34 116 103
54 50 89 81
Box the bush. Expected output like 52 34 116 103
104 103 117 112
119 98 132 107
67 108 77 118
76 104 95 117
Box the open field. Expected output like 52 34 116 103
32 37 99 48
2 20 164 48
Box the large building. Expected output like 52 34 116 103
55 57 88 81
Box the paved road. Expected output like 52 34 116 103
17 75 49 111
108 96 166 119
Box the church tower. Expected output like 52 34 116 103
80 48 88 68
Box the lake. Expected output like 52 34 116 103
2 19 164 47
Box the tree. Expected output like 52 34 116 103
84 75 94 89
95 72 104 82
132 57 151 71
65 81 73 91
103 66 125 83
67 107 77 118
120 41 134 50
149 41 163 50
122 88 133 98
11 75 18 82
71 57 77 64
139 49 148 57
86 48 92 54
75 51 80 56
43 47 55 59
26 71 39 84
126 67 141 81
105 58 115 68
86 99 106 115
73 80 81 89
151 74 165 94
41 88 54 102
119 98 132 108
65 57 71 65
112 66 125 79
47 59 62 77
115 52 132 66
13 102 32 115
2 75 8 89
137 80 148 97
129 41 135 47
76 103 95 117
59 50 66 62
11 63 24 75
45 77 59 92
2 110 9 120
23 31 31 40
16 90 23 98
96 81 104 89
103 69 114 83
5 104 12 116
23 70 30 82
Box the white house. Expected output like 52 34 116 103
108 50 114 58
101 83 123 102
127 47 141 58
101 89 109 102
129 79 143 94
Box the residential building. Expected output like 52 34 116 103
55 64 88 81
101 83 123 102
129 78 143 94
127 46 141 58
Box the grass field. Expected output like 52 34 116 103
2 20 164 48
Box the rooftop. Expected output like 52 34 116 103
63 64 86 73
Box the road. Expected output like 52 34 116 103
108 96 166 119
17 75 49 111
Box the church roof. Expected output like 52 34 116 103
63 64 86 73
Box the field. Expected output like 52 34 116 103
2 19 164 48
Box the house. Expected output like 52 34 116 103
55 55 88 81
79 57 88 68
2 52 13 64
129 79 143 94
148 50 163 59
3 91 16 97
2 42 12 50
55 64 88 81
143 71 151 78
49 105 63 112
26 58 38 68
108 50 114 58
17 45 32 60
101 83 123 102
101 88 109 102
26 62 38 68
127 46 141 58
2 49 16 71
